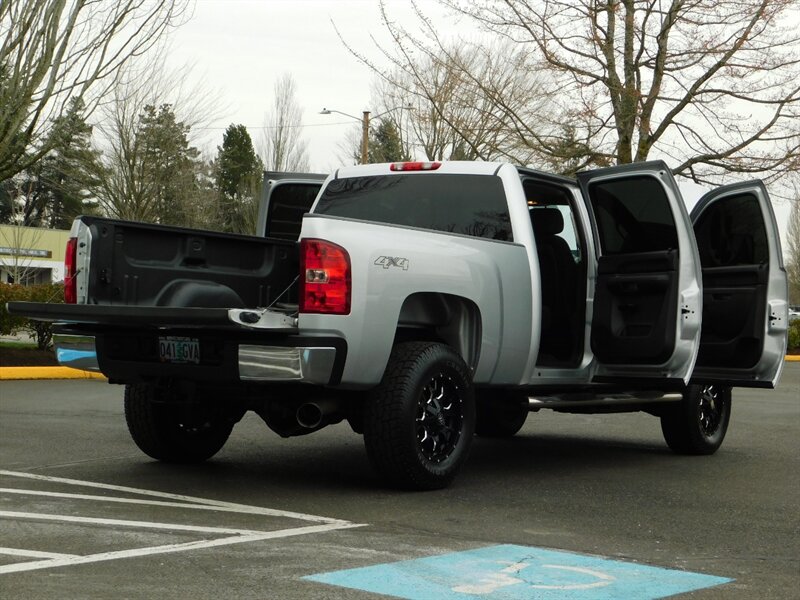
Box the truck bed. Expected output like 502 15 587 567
70 216 299 309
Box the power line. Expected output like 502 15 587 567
193 120 360 131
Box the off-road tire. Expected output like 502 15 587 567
660 384 731 455
363 342 475 490
475 390 529 438
124 383 233 463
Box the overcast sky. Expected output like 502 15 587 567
164 0 451 172
161 0 796 232
162 1 720 202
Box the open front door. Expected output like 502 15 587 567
690 181 788 388
577 161 702 384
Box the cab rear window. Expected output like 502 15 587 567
314 174 512 241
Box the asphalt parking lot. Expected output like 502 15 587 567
1 365 798 599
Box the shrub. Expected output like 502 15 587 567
788 319 800 353
0 284 29 336
0 283 64 349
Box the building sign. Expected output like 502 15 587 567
0 246 52 258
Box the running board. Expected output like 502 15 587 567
528 391 683 410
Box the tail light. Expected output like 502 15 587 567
64 237 78 303
300 238 351 314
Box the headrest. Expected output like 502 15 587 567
531 208 564 236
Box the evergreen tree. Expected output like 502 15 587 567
137 104 200 226
368 120 409 163
215 124 263 233
89 102 202 226
1 99 99 228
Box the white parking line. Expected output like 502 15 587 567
0 523 363 575
0 510 281 536
0 547 79 560
0 470 346 524
0 470 367 575
0 488 223 511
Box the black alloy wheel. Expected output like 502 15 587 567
416 371 464 463
661 384 731 455
363 342 475 490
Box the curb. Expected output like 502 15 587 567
0 367 106 381
1 358 798 380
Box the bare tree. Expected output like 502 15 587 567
0 0 190 183
260 74 310 172
338 5 590 172
787 196 800 305
436 0 800 184
382 41 563 165
0 200 46 285
88 55 221 227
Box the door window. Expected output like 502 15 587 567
589 176 679 255
693 193 768 268
266 182 323 240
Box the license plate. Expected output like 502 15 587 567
158 336 200 364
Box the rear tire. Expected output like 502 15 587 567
124 383 234 463
363 342 475 490
475 390 529 438
660 384 731 455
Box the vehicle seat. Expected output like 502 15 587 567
531 208 578 363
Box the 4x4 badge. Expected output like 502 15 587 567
374 256 409 270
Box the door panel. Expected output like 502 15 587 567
691 182 787 387
593 250 678 364
697 265 767 369
577 161 702 383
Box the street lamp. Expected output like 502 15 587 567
319 108 371 164
320 106 411 165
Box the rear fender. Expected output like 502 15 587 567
397 293 482 371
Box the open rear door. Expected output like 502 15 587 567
690 181 788 388
256 172 326 239
577 161 702 384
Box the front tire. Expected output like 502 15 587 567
660 384 731 455
124 383 234 463
363 342 475 490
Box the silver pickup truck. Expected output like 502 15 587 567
9 160 789 489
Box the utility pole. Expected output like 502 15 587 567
360 111 370 165
320 106 411 165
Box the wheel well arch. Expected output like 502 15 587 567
395 292 482 370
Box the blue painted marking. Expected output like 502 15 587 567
304 544 732 600
55 348 95 363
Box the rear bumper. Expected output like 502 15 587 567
239 345 336 383
53 332 345 386
54 334 101 372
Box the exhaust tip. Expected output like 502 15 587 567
296 403 324 429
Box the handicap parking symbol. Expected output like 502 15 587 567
304 544 732 599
